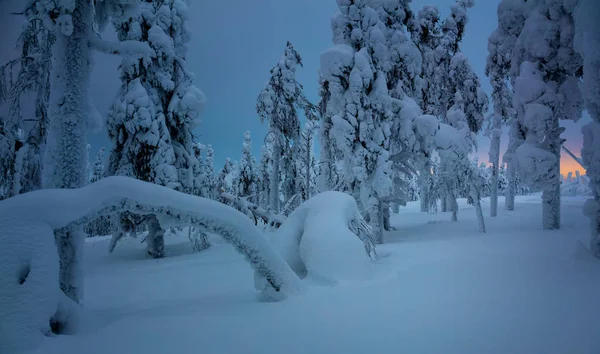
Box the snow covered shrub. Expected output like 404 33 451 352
262 191 377 286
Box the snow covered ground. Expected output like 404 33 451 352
29 194 600 354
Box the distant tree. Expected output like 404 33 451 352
256 42 317 213
257 145 272 210
236 131 258 202
90 147 106 183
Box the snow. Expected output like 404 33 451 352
22 194 600 354
0 177 306 344
267 191 374 284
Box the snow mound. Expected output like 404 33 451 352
0 218 60 353
267 191 375 285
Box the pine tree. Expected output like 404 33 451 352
0 4 54 199
217 158 235 195
236 131 257 202
321 0 396 243
107 0 204 257
256 42 317 213
201 144 218 199
90 147 106 183
257 145 272 209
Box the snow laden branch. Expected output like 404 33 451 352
89 36 156 59
221 192 285 228
0 177 302 352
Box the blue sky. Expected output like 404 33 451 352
0 0 589 173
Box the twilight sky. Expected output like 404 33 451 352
0 0 590 175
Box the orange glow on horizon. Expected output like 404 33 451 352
560 152 586 176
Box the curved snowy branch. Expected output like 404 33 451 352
2 177 304 300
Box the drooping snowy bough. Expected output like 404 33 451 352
0 176 305 351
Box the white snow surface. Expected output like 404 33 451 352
17 194 600 354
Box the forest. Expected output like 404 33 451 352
0 0 599 353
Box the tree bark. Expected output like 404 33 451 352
489 116 502 217
505 161 516 211
43 0 93 304
270 138 281 213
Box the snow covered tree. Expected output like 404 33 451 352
485 0 520 216
256 42 317 213
90 147 106 183
39 0 97 304
201 144 218 199
411 5 442 116
509 0 583 230
107 0 205 257
320 0 397 243
0 5 54 199
574 0 600 257
295 120 318 203
236 131 257 202
217 158 235 195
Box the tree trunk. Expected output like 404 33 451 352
449 193 458 222
305 137 311 200
55 225 85 303
441 193 448 212
270 139 281 213
146 216 165 258
542 183 561 230
417 163 431 212
383 202 391 231
42 0 93 305
371 201 385 244
505 161 516 211
470 187 486 233
489 117 501 217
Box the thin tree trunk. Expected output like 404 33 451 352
449 193 458 222
418 162 431 212
371 201 385 244
270 139 281 213
441 193 448 212
383 202 391 231
305 136 311 200
470 187 486 233
489 116 501 217
505 161 516 211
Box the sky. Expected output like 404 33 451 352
0 0 590 175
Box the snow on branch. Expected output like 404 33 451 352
2 176 304 301
89 36 156 59
221 192 285 228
